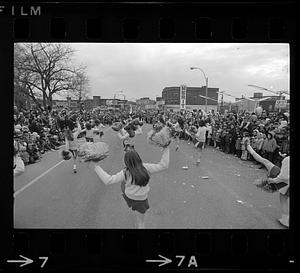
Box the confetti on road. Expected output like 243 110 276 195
201 176 209 179
236 200 253 208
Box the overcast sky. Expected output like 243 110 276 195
70 43 289 102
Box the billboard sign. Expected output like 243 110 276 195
180 85 187 110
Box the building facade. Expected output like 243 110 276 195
162 85 219 112
136 97 156 110
155 96 165 110
230 93 290 113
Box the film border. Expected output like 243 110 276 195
1 1 296 271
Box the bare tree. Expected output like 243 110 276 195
14 43 89 110
62 69 90 103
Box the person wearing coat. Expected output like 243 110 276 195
262 131 278 164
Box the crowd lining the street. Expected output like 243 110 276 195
14 105 289 168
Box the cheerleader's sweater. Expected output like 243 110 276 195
94 148 170 200
96 124 105 132
85 129 94 138
65 122 82 150
118 130 135 146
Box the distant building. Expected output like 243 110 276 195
155 96 165 110
52 96 101 111
136 97 156 110
162 85 219 112
230 92 290 113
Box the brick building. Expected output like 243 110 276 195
162 85 219 112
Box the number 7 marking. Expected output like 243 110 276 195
39 257 48 268
176 255 185 267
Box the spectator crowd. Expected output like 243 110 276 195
14 104 290 170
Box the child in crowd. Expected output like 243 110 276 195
240 131 250 160
215 127 222 149
235 134 242 158
262 131 278 164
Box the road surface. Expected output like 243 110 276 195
14 124 285 229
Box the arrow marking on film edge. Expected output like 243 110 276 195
146 255 172 267
7 255 33 267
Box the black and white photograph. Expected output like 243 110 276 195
13 43 290 229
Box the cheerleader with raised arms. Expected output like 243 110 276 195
94 146 170 228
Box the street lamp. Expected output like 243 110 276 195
190 66 209 112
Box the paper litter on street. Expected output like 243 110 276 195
236 200 253 208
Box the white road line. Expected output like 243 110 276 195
14 160 65 198
14 126 111 198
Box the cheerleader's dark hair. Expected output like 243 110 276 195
85 122 92 130
124 148 150 187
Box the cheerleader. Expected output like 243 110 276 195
134 119 143 135
166 118 181 151
118 126 135 151
64 118 84 173
194 120 208 165
94 146 170 228
94 119 105 142
84 122 94 142
173 119 182 151
247 143 289 227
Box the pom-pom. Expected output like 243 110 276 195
254 178 277 193
128 130 135 138
147 126 172 148
112 122 123 132
78 142 109 162
61 150 72 160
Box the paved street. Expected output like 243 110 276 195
14 124 284 229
